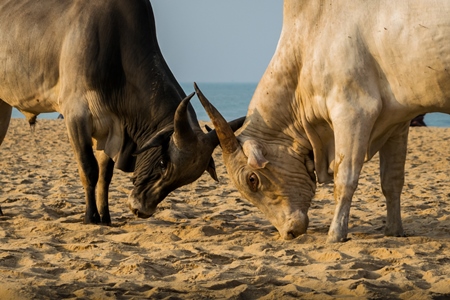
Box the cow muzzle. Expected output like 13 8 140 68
276 212 309 240
127 194 156 218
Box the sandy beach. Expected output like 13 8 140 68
0 118 449 299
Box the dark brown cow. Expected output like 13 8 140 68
0 0 243 223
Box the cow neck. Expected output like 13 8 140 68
117 87 176 149
240 33 311 155
119 92 202 151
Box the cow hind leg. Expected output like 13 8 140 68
0 99 12 216
64 114 100 224
379 122 409 237
95 150 114 225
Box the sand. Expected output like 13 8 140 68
0 118 449 299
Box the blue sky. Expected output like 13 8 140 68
151 1 283 83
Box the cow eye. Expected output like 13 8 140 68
246 173 259 192
159 159 167 174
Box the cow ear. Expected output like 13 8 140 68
206 157 219 182
116 127 137 172
134 125 174 155
305 155 316 182
242 140 269 169
204 124 213 132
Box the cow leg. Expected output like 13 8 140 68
95 150 114 225
327 151 366 243
379 122 409 237
0 100 12 215
327 103 377 243
64 115 100 224
0 100 12 145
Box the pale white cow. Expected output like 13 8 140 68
196 0 450 242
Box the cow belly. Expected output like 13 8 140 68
0 0 74 115
0 91 61 115
0 45 61 114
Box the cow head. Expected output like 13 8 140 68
128 91 244 218
195 84 316 240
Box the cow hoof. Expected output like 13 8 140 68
100 220 112 226
385 228 405 237
385 231 406 237
84 213 101 224
99 215 112 226
326 235 351 243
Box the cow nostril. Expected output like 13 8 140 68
286 231 297 240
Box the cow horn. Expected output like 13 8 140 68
194 83 239 154
173 92 197 149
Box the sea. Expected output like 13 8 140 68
10 82 450 127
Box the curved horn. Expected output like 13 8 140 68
173 92 197 149
194 83 239 154
204 116 246 148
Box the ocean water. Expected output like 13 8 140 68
10 82 255 122
10 82 450 127
182 82 254 121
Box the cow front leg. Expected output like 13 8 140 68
65 116 100 224
327 102 376 243
327 153 365 243
379 122 409 237
95 150 114 225
77 147 100 224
